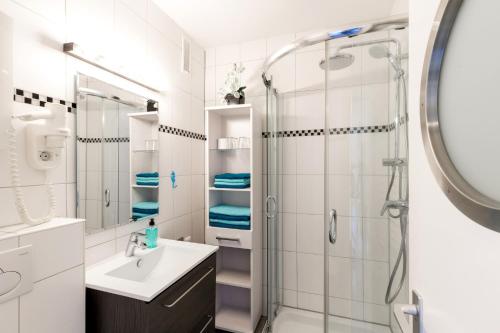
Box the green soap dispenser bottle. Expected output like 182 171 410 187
146 218 158 248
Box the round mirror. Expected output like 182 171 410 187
421 0 500 231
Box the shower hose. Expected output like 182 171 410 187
384 168 408 305
384 74 409 305
7 124 56 225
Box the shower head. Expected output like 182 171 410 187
319 53 354 71
369 45 404 75
369 45 391 59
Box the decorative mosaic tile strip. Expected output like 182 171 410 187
77 137 101 143
329 125 388 135
13 88 77 113
262 117 409 138
262 125 389 138
263 129 325 138
77 137 130 143
159 124 206 141
104 137 130 143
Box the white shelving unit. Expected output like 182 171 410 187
205 104 262 333
129 111 159 221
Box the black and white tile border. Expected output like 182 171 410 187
262 125 389 138
77 137 101 143
329 124 389 135
262 117 409 138
104 137 130 143
159 124 206 141
77 137 130 143
263 129 325 138
14 88 77 113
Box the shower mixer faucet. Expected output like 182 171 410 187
380 200 409 216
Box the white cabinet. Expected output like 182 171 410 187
19 222 84 281
0 218 85 333
205 104 262 333
20 265 85 333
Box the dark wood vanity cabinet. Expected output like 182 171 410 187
86 254 216 333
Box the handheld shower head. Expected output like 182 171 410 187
369 45 404 76
369 45 390 59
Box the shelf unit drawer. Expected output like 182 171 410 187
205 226 252 249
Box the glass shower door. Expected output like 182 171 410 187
324 39 366 332
325 34 404 332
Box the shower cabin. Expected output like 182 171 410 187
263 21 409 333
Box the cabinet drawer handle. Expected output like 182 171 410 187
200 315 213 333
162 267 214 308
215 236 240 242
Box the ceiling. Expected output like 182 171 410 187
153 0 399 47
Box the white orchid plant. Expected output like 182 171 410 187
218 63 246 104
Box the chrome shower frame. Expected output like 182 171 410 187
262 15 408 84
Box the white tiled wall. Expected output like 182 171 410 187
0 1 206 263
205 28 408 327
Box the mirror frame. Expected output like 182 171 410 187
421 0 500 231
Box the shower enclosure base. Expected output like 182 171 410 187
271 307 391 333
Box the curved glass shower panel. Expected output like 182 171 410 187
264 22 408 333
326 30 409 333
266 80 282 326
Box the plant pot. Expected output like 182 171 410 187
225 94 245 105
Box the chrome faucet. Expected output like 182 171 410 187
125 232 147 257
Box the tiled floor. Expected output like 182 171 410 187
272 307 391 333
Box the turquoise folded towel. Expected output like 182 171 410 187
214 173 250 180
136 177 159 184
137 176 159 180
136 176 159 187
209 212 250 221
214 183 250 189
209 220 250 230
137 181 159 186
214 178 250 184
209 205 250 217
132 202 159 215
209 219 250 226
132 212 151 219
136 172 159 178
214 178 250 188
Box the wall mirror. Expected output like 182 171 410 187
421 0 500 231
76 74 158 234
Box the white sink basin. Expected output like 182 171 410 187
86 239 218 302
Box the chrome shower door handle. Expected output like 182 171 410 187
329 209 337 244
104 189 110 207
266 195 277 219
